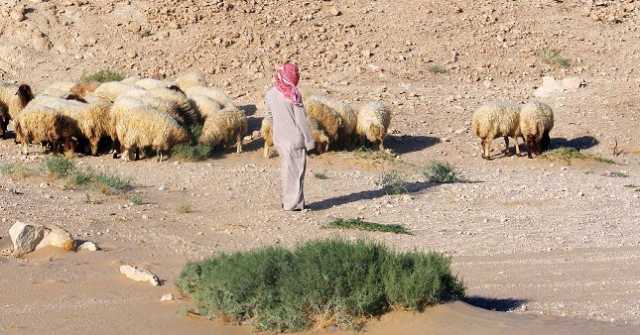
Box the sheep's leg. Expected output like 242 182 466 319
503 137 511 156
21 143 28 155
541 131 551 152
513 136 521 156
263 144 270 159
484 139 492 160
236 134 243 154
378 139 385 151
525 137 534 159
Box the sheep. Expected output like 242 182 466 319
260 117 274 158
308 95 357 148
121 87 201 127
184 86 234 107
189 94 224 119
135 78 175 90
198 105 247 153
13 107 80 155
93 81 139 102
175 71 207 91
471 101 522 160
355 101 391 151
70 81 99 99
308 117 330 154
305 98 343 149
40 81 77 98
519 101 554 158
0 82 34 120
110 97 190 161
0 105 9 139
18 96 113 155
121 76 141 85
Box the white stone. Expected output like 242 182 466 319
77 241 99 252
160 293 175 302
120 265 161 286
36 225 74 251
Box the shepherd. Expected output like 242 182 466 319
265 63 315 211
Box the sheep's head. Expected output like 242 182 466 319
16 84 34 107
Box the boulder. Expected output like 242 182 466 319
9 222 45 257
120 265 161 286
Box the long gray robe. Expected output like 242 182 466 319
265 87 315 211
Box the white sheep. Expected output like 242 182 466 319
94 81 139 102
305 97 343 150
135 78 175 90
184 86 234 107
308 95 357 148
110 97 190 161
175 71 207 91
355 101 391 150
519 101 554 158
198 105 247 154
260 117 274 158
121 87 200 127
471 101 522 160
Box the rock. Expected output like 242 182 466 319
77 241 99 252
329 6 342 16
37 225 75 251
9 222 45 257
160 293 175 301
534 76 586 98
120 264 161 286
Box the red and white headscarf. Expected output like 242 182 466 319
275 63 302 106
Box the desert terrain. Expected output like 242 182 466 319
1 0 640 334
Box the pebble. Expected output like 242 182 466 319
160 293 175 302
77 241 99 252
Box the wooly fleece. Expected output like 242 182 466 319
520 101 554 157
472 101 522 159
198 105 248 153
355 101 391 150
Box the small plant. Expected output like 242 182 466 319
129 193 144 206
607 171 629 178
542 147 614 164
355 147 397 162
80 69 124 83
66 169 131 194
0 163 35 179
428 64 448 74
177 239 464 332
424 161 458 184
377 170 408 195
171 144 214 161
45 156 74 178
313 171 329 180
95 173 131 193
325 218 412 235
177 203 193 214
539 48 571 68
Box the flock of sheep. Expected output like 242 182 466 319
0 72 392 161
472 100 555 159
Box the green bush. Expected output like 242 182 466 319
325 218 412 235
177 240 464 332
424 161 458 184
45 156 74 178
0 163 35 179
377 170 408 195
80 69 124 83
171 144 214 161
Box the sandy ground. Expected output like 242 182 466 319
2 0 640 333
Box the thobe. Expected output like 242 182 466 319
265 87 315 210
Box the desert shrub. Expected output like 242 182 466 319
177 203 193 214
424 161 458 184
171 125 215 161
80 69 124 83
177 239 464 332
0 163 36 179
428 64 448 74
542 147 614 164
45 156 74 178
377 170 408 195
67 168 131 194
539 48 570 68
95 173 131 192
325 218 412 235
129 194 143 205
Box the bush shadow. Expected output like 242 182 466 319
550 136 599 150
385 135 440 155
463 296 528 312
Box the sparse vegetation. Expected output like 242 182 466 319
424 161 459 184
428 64 448 74
45 156 74 178
313 171 329 180
377 170 408 195
542 147 615 164
171 125 215 161
607 171 629 178
0 162 36 179
129 194 144 206
80 69 124 83
177 203 193 214
177 239 464 332
540 48 571 68
355 147 397 162
325 218 412 235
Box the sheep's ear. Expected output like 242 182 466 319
16 84 34 104
65 94 87 103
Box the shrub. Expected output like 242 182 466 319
45 156 74 178
177 203 193 214
95 173 131 192
377 170 408 195
325 218 412 235
80 69 124 83
355 147 396 162
542 147 614 164
428 64 448 74
313 171 329 180
177 240 464 332
424 161 458 183
539 48 570 68
67 169 131 194
129 194 143 205
0 163 35 179
171 144 214 161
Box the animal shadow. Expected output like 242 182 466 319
385 135 440 155
550 136 599 150
464 296 528 312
